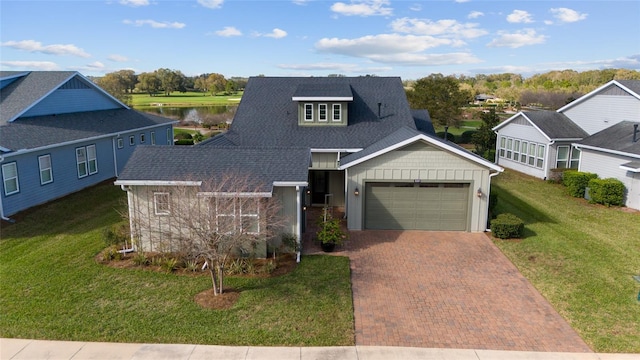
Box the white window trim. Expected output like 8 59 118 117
129 135 135 146
151 131 156 145
536 144 545 169
332 104 342 122
569 147 580 169
38 154 53 185
499 137 546 170
117 138 124 149
556 145 570 168
513 140 520 162
304 103 314 122
76 147 88 178
154 192 170 215
318 104 328 122
240 199 260 235
140 133 145 144
87 144 98 175
499 136 506 157
2 162 19 196
520 141 528 164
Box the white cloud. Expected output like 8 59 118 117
215 26 242 37
454 0 470 3
84 61 106 70
119 0 149 7
108 54 129 62
507 10 533 23
263 28 288 38
487 29 546 48
390 18 487 39
278 62 392 74
409 4 421 12
292 0 310 5
1 60 60 71
1 40 91 58
550 8 587 23
331 0 392 17
468 11 484 19
197 0 223 9
123 19 186 29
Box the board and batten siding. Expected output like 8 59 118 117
561 94 640 135
272 186 301 245
345 141 491 231
22 88 122 118
115 125 174 175
495 119 549 179
1 138 116 216
311 152 339 169
579 149 640 210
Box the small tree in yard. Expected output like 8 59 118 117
472 108 501 161
134 173 285 296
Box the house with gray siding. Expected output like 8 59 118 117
117 77 503 257
0 71 176 219
493 79 640 210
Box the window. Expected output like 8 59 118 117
38 154 53 185
240 198 260 234
536 145 545 168
140 133 145 143
76 145 97 178
520 141 528 164
499 137 506 157
117 138 124 149
154 192 170 215
167 128 172 145
215 198 236 234
151 131 156 145
2 162 19 196
556 146 569 168
332 104 341 122
318 104 328 122
513 140 520 162
528 143 536 166
129 135 135 146
76 147 87 178
506 138 513 159
570 148 580 169
304 104 313 122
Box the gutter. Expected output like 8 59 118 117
296 186 302 263
485 171 502 232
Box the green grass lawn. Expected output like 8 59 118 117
491 170 640 353
131 91 242 107
0 183 354 346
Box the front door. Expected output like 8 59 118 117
311 171 329 204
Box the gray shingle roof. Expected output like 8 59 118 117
292 83 353 99
578 121 640 156
117 146 311 192
217 77 419 149
0 109 175 151
1 71 87 124
525 110 588 139
411 109 435 134
616 80 640 96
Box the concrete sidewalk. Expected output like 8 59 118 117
2 339 638 360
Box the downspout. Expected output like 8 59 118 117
485 171 501 232
112 136 119 177
343 168 349 220
296 185 302 263
544 140 555 180
119 184 136 253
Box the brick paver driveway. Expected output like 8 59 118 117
343 231 591 352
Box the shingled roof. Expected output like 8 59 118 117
577 121 640 156
116 146 311 192
494 110 588 140
216 77 420 149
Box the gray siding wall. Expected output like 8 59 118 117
273 186 300 245
562 95 640 135
579 149 640 210
311 152 339 169
1 138 116 216
345 141 492 231
22 88 121 117
115 125 174 175
496 122 549 179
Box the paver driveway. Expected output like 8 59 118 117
309 230 592 352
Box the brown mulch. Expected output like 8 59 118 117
194 288 241 310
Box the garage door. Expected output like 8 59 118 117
365 182 469 231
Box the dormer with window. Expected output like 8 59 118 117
292 83 352 126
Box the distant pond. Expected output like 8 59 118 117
135 105 237 125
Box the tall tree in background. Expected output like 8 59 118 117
206 73 227 96
96 71 132 105
137 72 161 96
407 74 472 127
156 68 183 96
471 108 500 161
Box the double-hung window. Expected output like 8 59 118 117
87 145 97 174
38 154 53 185
76 147 88 178
215 198 236 234
304 104 314 122
556 146 569 168
76 145 97 178
499 137 506 157
318 104 328 122
513 140 520 162
506 138 513 159
2 162 19 196
536 145 545 168
240 198 260 234
528 143 536 166
154 192 170 215
520 141 528 164
332 104 341 122
569 148 580 169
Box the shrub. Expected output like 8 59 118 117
102 222 129 247
132 252 149 266
562 171 598 198
174 132 193 140
588 178 625 207
435 131 456 142
280 233 299 253
458 130 478 144
161 257 178 273
174 139 194 145
490 213 524 239
548 168 569 184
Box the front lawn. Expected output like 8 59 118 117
491 170 640 353
0 183 354 346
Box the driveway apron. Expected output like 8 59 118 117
345 231 592 352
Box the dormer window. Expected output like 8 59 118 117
293 83 353 126
332 104 341 122
304 104 314 122
318 104 328 122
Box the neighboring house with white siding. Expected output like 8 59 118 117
0 71 176 220
116 77 503 257
494 79 640 210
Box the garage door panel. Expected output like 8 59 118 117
365 183 469 231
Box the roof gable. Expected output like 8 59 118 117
558 80 640 113
493 110 587 140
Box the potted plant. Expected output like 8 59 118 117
316 216 347 252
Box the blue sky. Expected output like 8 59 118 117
1 0 639 80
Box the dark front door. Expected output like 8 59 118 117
311 171 329 204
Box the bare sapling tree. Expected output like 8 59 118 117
162 172 285 295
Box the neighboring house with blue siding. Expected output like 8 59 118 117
494 79 640 210
0 71 176 219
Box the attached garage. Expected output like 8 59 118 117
365 182 470 230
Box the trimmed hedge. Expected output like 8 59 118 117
435 131 456 142
174 139 194 145
562 170 598 198
458 130 478 144
588 178 625 206
490 213 524 239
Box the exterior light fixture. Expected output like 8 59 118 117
354 188 360 196
476 188 483 198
